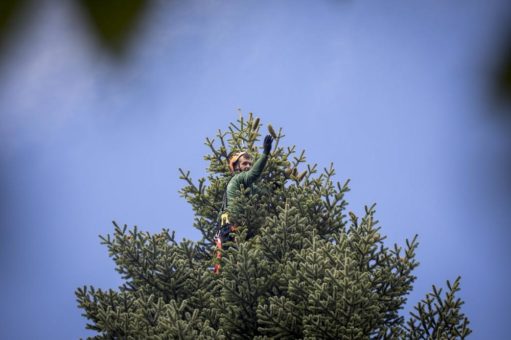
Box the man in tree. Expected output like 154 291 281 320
77 117 471 338
214 135 273 273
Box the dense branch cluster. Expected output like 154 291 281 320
76 114 471 339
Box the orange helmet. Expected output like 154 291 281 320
228 151 251 173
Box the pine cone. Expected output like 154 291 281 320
268 124 277 138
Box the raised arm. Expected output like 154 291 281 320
238 135 273 186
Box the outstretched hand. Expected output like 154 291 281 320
263 135 273 154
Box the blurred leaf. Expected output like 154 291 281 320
78 0 149 55
0 0 27 47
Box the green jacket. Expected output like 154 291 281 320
225 153 269 212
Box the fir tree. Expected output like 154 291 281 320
76 114 471 339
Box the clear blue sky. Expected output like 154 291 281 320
1 1 510 338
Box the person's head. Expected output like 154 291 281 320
229 152 253 173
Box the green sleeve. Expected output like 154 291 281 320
225 153 269 208
237 153 268 187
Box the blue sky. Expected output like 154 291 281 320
1 0 510 338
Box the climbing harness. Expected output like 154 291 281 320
213 212 237 274
213 189 237 274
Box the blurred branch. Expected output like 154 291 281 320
494 42 511 107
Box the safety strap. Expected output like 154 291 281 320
213 178 234 274
221 190 228 212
